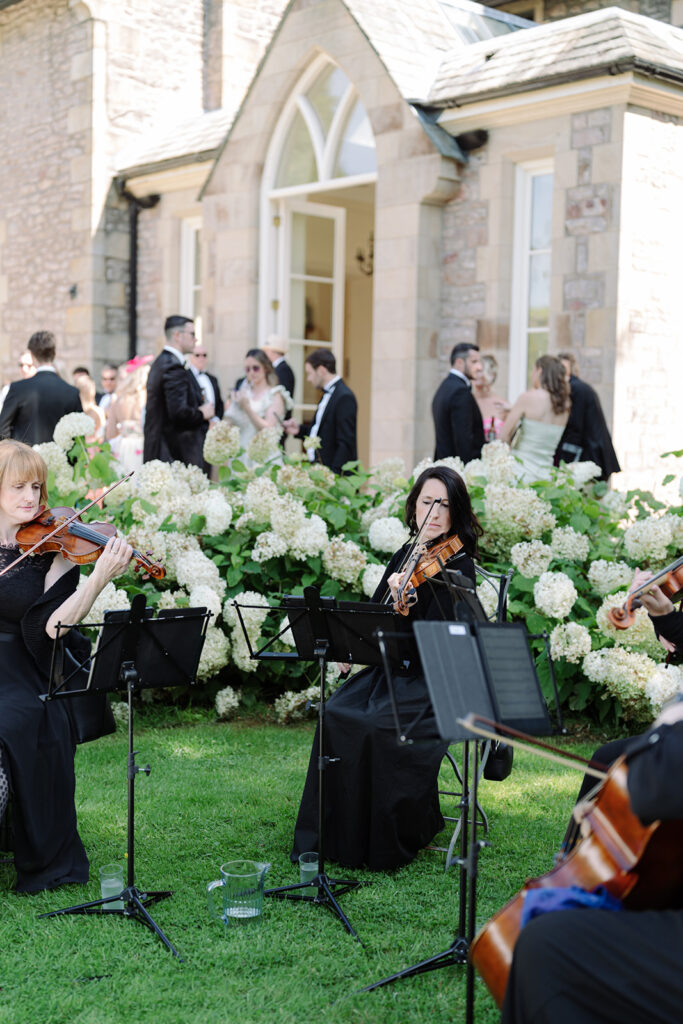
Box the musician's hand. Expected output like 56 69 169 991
631 568 674 617
572 798 596 838
91 535 134 586
654 693 683 727
387 571 407 605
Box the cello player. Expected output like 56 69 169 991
501 574 683 1024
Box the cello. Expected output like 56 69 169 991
464 715 683 1008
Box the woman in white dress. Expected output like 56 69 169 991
224 348 291 463
500 355 570 484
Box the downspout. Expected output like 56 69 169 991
116 184 160 360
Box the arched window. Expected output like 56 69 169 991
272 61 376 190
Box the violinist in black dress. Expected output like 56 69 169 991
501 573 683 1024
291 466 483 871
0 439 133 892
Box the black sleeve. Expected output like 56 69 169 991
0 383 19 438
329 392 357 473
415 552 477 622
626 722 683 823
651 609 683 651
163 363 204 429
20 564 81 678
449 393 482 464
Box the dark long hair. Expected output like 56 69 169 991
404 466 483 559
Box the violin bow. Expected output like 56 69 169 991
382 497 442 608
0 471 135 578
458 713 609 780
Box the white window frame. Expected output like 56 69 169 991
179 216 202 331
258 53 377 345
509 159 554 400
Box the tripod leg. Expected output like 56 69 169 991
317 875 361 943
358 939 468 992
127 889 184 961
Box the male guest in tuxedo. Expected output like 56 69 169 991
0 330 82 444
283 348 357 474
555 352 620 481
431 342 484 462
189 342 224 422
143 315 214 469
263 334 295 401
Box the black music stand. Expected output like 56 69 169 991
38 594 210 961
237 586 403 942
359 620 551 1024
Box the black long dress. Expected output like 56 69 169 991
290 544 476 871
0 546 88 892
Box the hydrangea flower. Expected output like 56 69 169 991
215 685 241 720
510 540 553 579
322 537 366 585
550 526 590 562
362 563 386 598
197 625 230 680
368 516 410 554
204 422 242 465
549 622 592 664
533 571 577 619
587 559 633 596
53 412 97 451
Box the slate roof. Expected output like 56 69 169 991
117 0 522 179
428 6 683 106
116 106 237 179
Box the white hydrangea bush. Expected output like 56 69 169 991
43 411 683 726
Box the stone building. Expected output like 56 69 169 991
1 0 682 484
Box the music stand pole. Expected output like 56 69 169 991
38 596 210 961
264 628 362 941
357 739 487 1019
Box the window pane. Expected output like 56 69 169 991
307 65 349 138
291 213 334 277
528 251 550 328
275 110 318 188
530 173 553 250
333 99 377 178
526 330 548 382
289 280 333 343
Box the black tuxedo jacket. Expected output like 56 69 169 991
143 350 207 468
431 373 484 463
555 375 620 480
301 379 357 474
0 370 82 445
274 360 295 401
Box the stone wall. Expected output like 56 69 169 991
0 0 92 378
614 106 683 491
440 103 622 437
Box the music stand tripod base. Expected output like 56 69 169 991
37 597 210 964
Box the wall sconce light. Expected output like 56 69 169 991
355 231 374 276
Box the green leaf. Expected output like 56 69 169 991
324 504 347 530
189 513 206 533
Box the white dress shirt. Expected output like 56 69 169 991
307 374 340 461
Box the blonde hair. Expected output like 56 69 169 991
0 439 48 506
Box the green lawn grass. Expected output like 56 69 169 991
0 719 597 1024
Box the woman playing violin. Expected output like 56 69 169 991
501 572 683 1024
0 439 133 892
290 466 482 871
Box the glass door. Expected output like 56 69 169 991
282 200 346 417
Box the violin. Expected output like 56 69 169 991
464 717 683 1008
393 533 463 615
607 554 683 630
14 506 165 580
